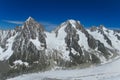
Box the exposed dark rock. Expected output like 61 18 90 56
0 18 119 78
90 26 97 32
64 22 83 59
116 34 120 40
74 22 98 49
87 35 97 49
9 17 47 69
0 30 15 49
91 54 101 63
97 40 111 59
103 34 112 46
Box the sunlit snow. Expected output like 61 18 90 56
7 56 120 80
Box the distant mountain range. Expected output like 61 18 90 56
0 17 120 76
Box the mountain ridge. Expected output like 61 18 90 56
0 17 120 76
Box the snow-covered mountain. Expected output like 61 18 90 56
46 19 120 64
0 17 120 75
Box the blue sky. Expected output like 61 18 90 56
0 0 120 31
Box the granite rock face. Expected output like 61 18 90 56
9 17 47 68
0 18 120 73
54 20 115 65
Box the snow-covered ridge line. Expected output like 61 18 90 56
0 17 120 79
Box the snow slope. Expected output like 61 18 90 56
0 34 17 61
87 27 120 52
7 56 120 80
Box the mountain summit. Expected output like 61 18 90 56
0 17 120 75
23 17 44 31
26 16 34 21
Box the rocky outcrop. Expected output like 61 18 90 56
0 18 120 77
9 17 47 67
0 30 15 48
54 20 114 65
116 34 120 40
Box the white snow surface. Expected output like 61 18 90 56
30 37 44 50
0 30 9 42
68 19 77 28
13 60 29 66
77 30 90 50
87 28 120 52
0 34 17 61
26 16 33 21
87 29 112 49
45 24 70 60
7 56 120 80
45 21 90 60
104 30 120 52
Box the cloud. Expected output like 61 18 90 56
106 26 120 30
3 20 24 25
40 21 58 31
2 20 58 31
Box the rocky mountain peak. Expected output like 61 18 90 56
67 19 81 29
98 25 107 30
55 19 83 33
26 16 35 22
89 25 108 33
0 18 120 75
67 19 79 25
22 17 44 32
89 26 98 32
9 17 47 66
67 19 85 31
24 17 37 25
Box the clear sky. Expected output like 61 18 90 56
0 0 120 31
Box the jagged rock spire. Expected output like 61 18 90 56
26 16 35 22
